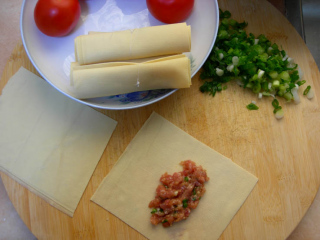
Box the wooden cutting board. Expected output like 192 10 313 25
1 0 320 239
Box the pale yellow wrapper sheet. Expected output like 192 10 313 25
0 68 117 217
75 23 191 65
91 112 258 240
70 54 191 99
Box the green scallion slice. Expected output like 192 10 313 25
246 103 259 110
182 199 188 208
192 188 197 195
303 85 311 95
272 99 279 108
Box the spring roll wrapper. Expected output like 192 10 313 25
70 55 191 99
74 23 191 65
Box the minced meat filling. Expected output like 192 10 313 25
149 160 209 227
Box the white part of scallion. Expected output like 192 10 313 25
282 54 288 61
227 64 234 72
254 39 259 45
216 68 224 76
287 57 296 68
287 57 293 63
262 92 275 98
232 56 239 66
219 53 224 60
291 88 300 104
257 69 265 79
307 88 314 99
252 100 256 104
298 66 304 80
258 93 263 99
268 82 272 90
272 80 280 88
275 109 284 119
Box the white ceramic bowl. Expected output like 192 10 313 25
20 0 219 110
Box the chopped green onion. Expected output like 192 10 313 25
252 83 261 93
272 80 280 88
297 80 306 86
192 188 197 195
200 9 308 115
272 99 279 108
246 103 259 110
269 71 278 79
275 108 284 119
219 9 231 19
279 71 290 81
216 68 224 76
151 209 157 214
283 92 293 101
182 199 188 208
272 97 283 117
184 176 189 182
303 85 311 95
162 219 168 223
273 106 282 114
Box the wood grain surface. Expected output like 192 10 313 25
1 0 320 239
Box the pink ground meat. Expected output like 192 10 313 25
149 160 209 227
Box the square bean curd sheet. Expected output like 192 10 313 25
0 67 117 217
91 112 258 240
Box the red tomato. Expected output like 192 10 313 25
34 0 81 37
146 0 194 24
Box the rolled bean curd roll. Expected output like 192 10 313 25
74 23 191 65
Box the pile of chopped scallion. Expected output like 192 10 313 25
200 9 314 119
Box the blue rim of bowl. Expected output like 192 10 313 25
20 0 219 110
